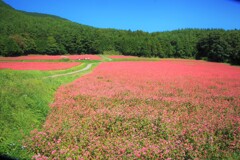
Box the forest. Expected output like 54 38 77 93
0 0 240 64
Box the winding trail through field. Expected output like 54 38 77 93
44 63 93 78
100 55 112 61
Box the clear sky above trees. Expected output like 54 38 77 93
3 0 240 32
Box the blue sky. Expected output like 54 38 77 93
3 0 240 32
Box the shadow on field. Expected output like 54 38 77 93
0 154 18 160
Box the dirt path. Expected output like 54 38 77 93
44 63 93 78
100 55 112 61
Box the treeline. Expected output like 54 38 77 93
0 1 239 64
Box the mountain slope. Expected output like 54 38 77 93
0 0 239 64
0 0 98 55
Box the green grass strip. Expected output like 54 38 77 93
0 62 98 159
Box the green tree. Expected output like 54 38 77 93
5 38 23 56
196 32 231 62
227 31 240 65
46 36 60 55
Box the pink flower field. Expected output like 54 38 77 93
27 60 240 159
0 62 80 70
0 54 101 60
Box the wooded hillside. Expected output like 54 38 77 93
0 0 239 64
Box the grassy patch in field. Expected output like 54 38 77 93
111 57 160 62
103 55 160 62
0 62 98 159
